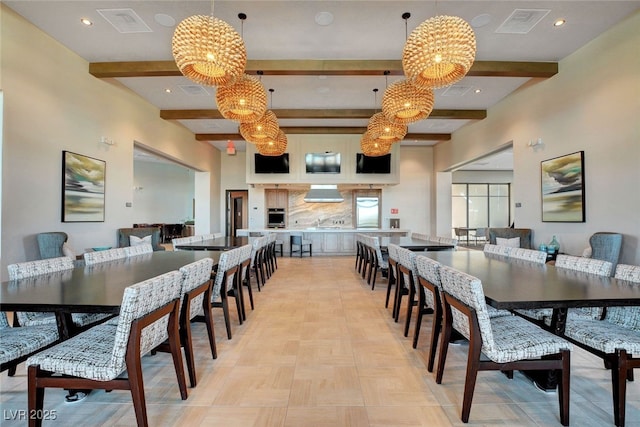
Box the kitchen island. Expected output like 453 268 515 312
237 228 408 256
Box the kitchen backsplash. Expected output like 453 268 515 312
288 190 354 228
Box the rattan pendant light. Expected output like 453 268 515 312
239 88 280 143
172 3 246 87
382 79 434 124
402 14 476 89
216 74 267 123
257 130 287 156
360 131 393 157
367 112 407 142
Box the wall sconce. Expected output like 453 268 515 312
100 136 115 146
528 137 543 147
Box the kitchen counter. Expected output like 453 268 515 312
237 228 408 256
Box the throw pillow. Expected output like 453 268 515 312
62 242 75 259
130 235 152 247
496 237 520 248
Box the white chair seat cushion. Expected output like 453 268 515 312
71 312 111 327
26 324 125 381
484 316 572 363
516 308 552 321
564 318 640 354
487 306 513 318
0 324 59 365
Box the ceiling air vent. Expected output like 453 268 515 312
178 85 210 96
442 86 472 97
97 9 152 33
495 9 550 34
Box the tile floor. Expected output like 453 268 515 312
1 256 639 426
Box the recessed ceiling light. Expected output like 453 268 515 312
165 88 172 93
470 13 492 28
315 11 334 26
155 13 176 27
474 89 482 94
554 19 566 27
80 18 93 26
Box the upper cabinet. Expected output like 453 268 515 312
246 134 400 185
265 189 288 209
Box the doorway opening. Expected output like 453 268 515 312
226 190 248 237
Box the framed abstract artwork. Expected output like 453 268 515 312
541 151 585 222
62 151 106 222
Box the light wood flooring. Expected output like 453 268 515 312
1 256 639 426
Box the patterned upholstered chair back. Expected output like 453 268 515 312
397 246 424 297
179 258 214 321
509 248 547 264
200 234 216 241
36 232 68 260
555 254 612 276
123 243 153 257
109 271 182 378
372 237 388 268
605 264 640 330
211 247 241 301
483 243 512 256
238 244 253 281
415 255 440 309
438 237 458 247
0 312 10 329
439 265 495 352
387 243 400 264
84 248 127 265
8 257 74 280
589 232 622 275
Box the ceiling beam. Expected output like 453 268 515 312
89 60 557 79
195 131 450 141
162 109 486 120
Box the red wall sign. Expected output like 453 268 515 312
390 208 399 214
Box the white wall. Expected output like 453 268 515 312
434 11 640 264
0 6 221 276
133 161 195 223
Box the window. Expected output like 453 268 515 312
452 183 510 233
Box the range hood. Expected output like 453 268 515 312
304 185 344 203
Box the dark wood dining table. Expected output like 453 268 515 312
174 236 254 251
421 250 640 390
0 251 222 339
380 236 454 251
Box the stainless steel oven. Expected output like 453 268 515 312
267 208 286 228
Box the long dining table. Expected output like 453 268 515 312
380 236 454 251
0 250 222 339
421 250 640 389
174 236 254 251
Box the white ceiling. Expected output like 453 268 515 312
6 1 639 164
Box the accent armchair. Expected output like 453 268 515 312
36 232 68 259
117 227 165 251
488 227 533 249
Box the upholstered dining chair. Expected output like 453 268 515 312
117 227 165 251
588 232 623 276
27 270 187 427
36 232 68 260
83 247 127 265
395 247 421 337
385 243 400 310
414 255 441 367
483 243 513 256
211 248 242 339
290 233 312 257
562 263 640 427
123 243 153 256
237 244 254 313
155 258 215 388
0 312 59 377
7 257 108 331
436 265 572 425
368 237 388 290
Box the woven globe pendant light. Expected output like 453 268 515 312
239 110 280 143
402 15 476 89
257 130 287 156
360 131 392 157
216 74 267 123
172 14 247 87
367 112 407 142
382 79 434 124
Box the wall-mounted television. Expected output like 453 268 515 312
254 153 290 174
356 153 391 174
305 152 341 174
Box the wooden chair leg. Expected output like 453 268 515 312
558 349 571 426
203 305 217 359
181 323 197 388
27 365 45 427
125 350 150 427
427 306 441 373
222 298 232 339
167 317 188 400
404 284 416 337
245 275 254 310
435 311 453 384
461 334 483 423
8 365 17 377
385 268 395 308
612 349 628 427
412 293 425 349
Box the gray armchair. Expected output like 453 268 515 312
36 232 68 259
589 232 622 276
117 227 165 251
488 227 532 249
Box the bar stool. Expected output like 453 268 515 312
290 234 312 257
